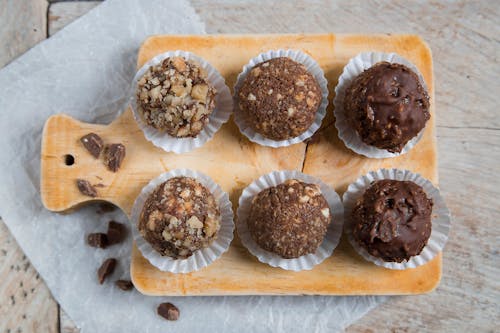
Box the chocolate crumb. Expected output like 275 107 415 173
80 133 103 158
104 143 126 172
87 233 108 248
107 221 126 245
97 258 117 284
157 302 179 321
115 280 134 291
76 179 98 197
97 202 116 214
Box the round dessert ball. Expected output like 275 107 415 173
138 176 221 259
344 62 430 153
351 179 433 262
238 57 322 140
247 179 331 259
136 56 217 138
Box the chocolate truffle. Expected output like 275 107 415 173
351 179 433 262
238 57 322 140
138 177 221 259
344 62 430 153
136 57 217 138
247 179 331 258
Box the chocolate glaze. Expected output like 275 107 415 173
344 62 430 153
351 179 433 262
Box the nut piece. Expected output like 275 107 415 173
191 84 209 101
97 258 117 284
80 133 103 158
157 302 179 321
76 179 97 197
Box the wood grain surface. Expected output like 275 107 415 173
0 0 498 332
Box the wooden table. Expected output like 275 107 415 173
0 1 498 332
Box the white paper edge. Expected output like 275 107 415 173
130 51 233 154
333 52 429 158
130 169 234 273
233 49 329 147
342 168 451 270
236 170 344 271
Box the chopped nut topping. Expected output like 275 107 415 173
136 57 216 138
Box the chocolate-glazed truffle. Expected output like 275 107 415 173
247 179 331 259
344 62 430 153
238 57 321 140
138 177 221 259
351 179 433 262
136 57 217 138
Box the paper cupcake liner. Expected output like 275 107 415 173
130 169 234 273
333 52 429 158
343 168 451 270
130 51 233 154
236 170 343 271
233 49 329 148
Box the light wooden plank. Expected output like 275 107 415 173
0 0 47 68
0 219 58 333
48 1 102 36
0 0 60 332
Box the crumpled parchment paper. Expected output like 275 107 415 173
0 0 385 331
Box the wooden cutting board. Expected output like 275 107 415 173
41 34 439 296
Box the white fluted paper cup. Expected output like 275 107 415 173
130 169 234 273
236 170 343 271
131 51 233 154
343 168 451 270
333 52 429 158
233 49 329 148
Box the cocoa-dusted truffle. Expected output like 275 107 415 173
238 57 321 140
136 57 216 138
344 62 430 153
138 177 221 259
247 179 331 258
351 179 433 262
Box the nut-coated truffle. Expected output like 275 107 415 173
138 177 221 259
238 57 321 140
136 57 216 138
247 179 331 258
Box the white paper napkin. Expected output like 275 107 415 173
0 0 384 332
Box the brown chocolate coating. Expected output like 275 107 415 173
238 57 321 140
351 179 433 262
138 177 221 259
344 62 430 153
247 179 331 259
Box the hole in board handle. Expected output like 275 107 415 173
64 154 75 166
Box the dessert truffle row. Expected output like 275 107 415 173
135 53 430 156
